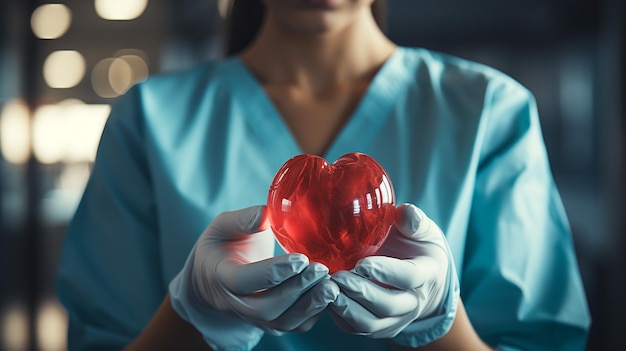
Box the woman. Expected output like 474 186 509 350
57 1 591 350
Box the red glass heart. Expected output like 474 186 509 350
267 152 395 273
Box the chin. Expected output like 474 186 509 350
266 0 370 35
301 0 340 6
279 10 353 35
288 20 336 34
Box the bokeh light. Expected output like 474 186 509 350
92 58 118 98
109 57 133 95
32 101 110 164
95 0 148 21
36 300 68 351
43 50 86 89
32 105 65 164
31 4 72 39
62 103 110 163
116 53 149 83
0 99 31 164
92 52 149 98
218 0 233 18
1 304 29 351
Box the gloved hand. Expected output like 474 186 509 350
169 205 340 351
328 203 460 348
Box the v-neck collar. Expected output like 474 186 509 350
224 46 410 166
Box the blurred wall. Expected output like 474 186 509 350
0 0 624 350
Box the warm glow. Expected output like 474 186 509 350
43 50 86 89
32 102 110 164
1 304 29 351
0 99 31 164
218 0 233 18
36 300 68 351
118 54 149 84
92 53 149 98
92 58 118 98
109 57 133 94
57 163 92 191
63 104 110 163
31 4 72 39
95 0 148 20
32 105 65 164
58 98 85 106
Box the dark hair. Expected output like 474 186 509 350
222 1 387 56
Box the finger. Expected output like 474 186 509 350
329 293 408 337
217 253 309 294
328 305 362 335
331 271 418 317
234 263 330 321
265 279 339 332
209 206 270 241
373 204 438 260
395 204 446 246
354 255 439 290
291 313 322 333
394 203 427 236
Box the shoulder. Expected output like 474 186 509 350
397 46 532 102
134 57 237 103
106 57 242 132
396 46 537 141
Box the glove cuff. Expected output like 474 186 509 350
392 246 460 348
169 247 264 351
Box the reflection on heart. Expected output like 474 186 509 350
267 152 395 273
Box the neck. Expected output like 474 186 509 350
240 7 396 95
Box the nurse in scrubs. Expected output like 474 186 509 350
57 1 591 350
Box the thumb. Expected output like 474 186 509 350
394 204 434 239
208 205 269 241
393 204 449 259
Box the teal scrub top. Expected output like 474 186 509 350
56 46 591 350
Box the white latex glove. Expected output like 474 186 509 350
169 206 340 351
328 203 459 348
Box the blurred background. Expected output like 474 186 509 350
0 0 624 350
